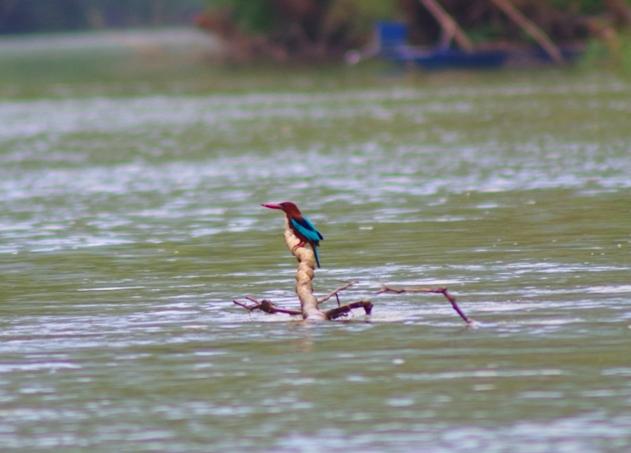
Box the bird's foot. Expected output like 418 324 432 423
291 241 306 253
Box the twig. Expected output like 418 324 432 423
326 300 373 320
377 285 473 325
233 299 255 311
233 297 302 316
317 280 357 306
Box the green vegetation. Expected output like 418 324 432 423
198 0 631 63
582 31 631 73
196 0 396 61
2 0 631 70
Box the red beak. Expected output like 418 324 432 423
261 203 283 210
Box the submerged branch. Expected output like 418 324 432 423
233 297 302 316
325 300 373 320
377 284 473 325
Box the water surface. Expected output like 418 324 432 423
1 31 630 452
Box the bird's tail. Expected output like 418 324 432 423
311 243 321 268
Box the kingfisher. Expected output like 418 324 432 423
261 201 324 268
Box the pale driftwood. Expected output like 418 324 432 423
377 284 473 325
420 0 474 52
283 219 374 320
490 0 563 64
234 219 371 321
281 217 326 320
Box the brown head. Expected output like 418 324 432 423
261 201 302 218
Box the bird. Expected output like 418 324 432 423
261 201 324 268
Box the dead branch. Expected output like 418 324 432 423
419 0 474 52
325 300 374 320
490 0 563 64
317 280 356 306
377 284 473 325
235 210 475 324
233 296 302 316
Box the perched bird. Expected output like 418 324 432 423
262 201 324 268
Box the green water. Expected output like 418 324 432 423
1 30 631 452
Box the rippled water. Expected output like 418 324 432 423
1 32 631 452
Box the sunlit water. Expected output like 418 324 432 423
1 31 630 452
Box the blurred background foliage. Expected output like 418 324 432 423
196 0 631 62
194 0 397 60
1 0 631 68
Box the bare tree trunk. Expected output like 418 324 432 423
490 0 563 63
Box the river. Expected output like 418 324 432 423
1 30 630 452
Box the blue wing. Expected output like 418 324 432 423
290 216 323 244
